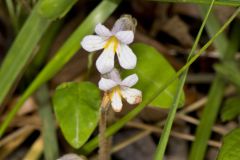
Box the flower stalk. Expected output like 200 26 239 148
99 93 110 160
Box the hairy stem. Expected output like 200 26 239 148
99 95 110 160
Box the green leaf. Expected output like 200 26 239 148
53 82 101 149
221 97 240 122
217 128 240 160
123 43 185 108
38 0 78 19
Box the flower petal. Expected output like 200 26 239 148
96 43 115 74
121 74 138 87
98 78 117 91
121 87 142 105
95 23 112 37
111 91 122 112
115 31 134 44
105 68 121 83
81 35 107 52
111 18 124 34
116 44 137 70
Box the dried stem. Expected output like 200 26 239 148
126 121 221 148
99 94 110 160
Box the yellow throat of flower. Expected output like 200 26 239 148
104 36 119 52
109 86 122 98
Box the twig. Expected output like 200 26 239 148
179 85 235 115
0 125 35 159
99 94 110 160
176 114 228 135
126 121 221 148
186 74 215 83
179 97 208 114
112 130 151 153
23 136 43 160
91 120 222 159
0 125 34 147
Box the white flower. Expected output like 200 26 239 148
81 23 137 74
98 69 142 112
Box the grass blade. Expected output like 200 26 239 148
0 0 77 106
0 2 50 105
0 0 121 137
80 7 240 154
199 7 228 57
150 0 240 6
154 1 215 159
189 75 225 160
35 85 59 160
215 62 240 89
5 0 18 32
189 7 240 160
24 20 63 80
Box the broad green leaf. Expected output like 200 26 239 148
123 43 185 108
53 82 101 148
221 97 240 121
217 128 240 160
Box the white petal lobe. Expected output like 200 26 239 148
81 35 107 52
121 87 142 105
106 68 121 83
98 78 117 91
96 44 115 74
115 31 134 44
111 91 122 112
111 18 124 34
121 74 138 87
117 44 137 70
95 23 112 37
